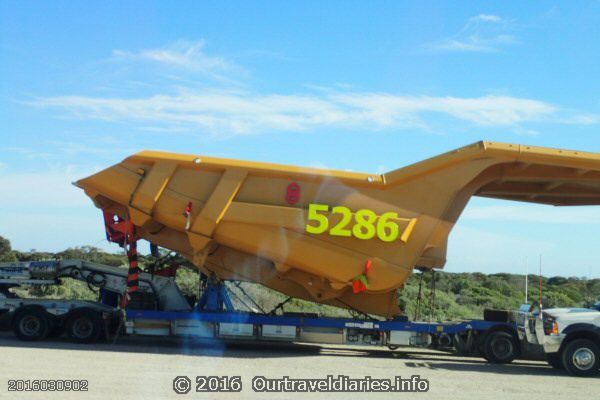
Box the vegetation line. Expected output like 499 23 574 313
1 236 598 321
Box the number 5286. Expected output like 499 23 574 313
305 203 416 243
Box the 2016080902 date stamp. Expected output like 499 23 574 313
7 379 89 392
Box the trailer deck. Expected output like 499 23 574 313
1 259 520 363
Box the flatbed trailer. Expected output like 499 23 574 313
0 259 521 364
124 308 518 361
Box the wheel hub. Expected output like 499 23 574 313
572 348 595 370
20 316 41 336
73 318 93 338
492 338 513 359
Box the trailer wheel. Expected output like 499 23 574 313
545 352 564 370
66 308 103 344
12 307 50 341
561 339 600 377
482 331 518 364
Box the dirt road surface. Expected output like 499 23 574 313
0 332 596 400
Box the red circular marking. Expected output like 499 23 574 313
286 182 301 205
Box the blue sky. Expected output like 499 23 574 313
1 1 599 277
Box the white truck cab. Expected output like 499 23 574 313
529 305 600 377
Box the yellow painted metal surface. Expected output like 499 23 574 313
76 141 600 317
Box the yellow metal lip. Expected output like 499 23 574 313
127 150 386 184
126 140 600 188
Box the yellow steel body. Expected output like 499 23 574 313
76 141 600 317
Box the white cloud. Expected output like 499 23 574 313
112 40 246 82
0 167 97 208
0 211 111 252
559 114 600 125
471 14 503 23
429 14 518 53
18 39 600 139
331 93 555 126
447 225 553 274
0 166 114 252
1 136 138 163
29 91 565 136
448 219 600 277
463 204 600 224
20 39 599 137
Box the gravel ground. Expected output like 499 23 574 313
0 332 597 400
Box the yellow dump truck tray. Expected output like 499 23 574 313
76 141 600 317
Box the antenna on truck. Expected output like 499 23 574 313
539 254 543 310
524 256 528 304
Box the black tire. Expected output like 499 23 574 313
482 331 519 364
545 352 564 370
66 308 103 344
561 339 600 377
11 307 50 341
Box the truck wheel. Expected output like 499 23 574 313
12 307 50 341
561 339 600 377
66 309 103 344
545 352 564 369
482 331 518 364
